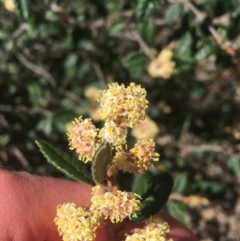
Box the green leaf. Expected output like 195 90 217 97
175 32 193 62
228 155 240 178
131 172 173 222
122 51 147 79
131 171 152 192
173 173 188 193
164 3 183 24
123 51 146 67
64 54 78 69
13 0 30 20
36 140 94 185
109 23 127 36
78 40 95 52
137 22 154 44
193 180 224 194
195 44 213 61
36 117 52 136
0 134 10 147
45 11 58 22
52 109 77 132
136 0 155 20
231 0 240 17
91 142 112 185
181 115 192 135
167 201 186 224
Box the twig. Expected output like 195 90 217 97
178 144 223 153
64 91 83 103
227 176 240 240
12 23 28 39
131 30 155 60
184 1 204 22
16 53 57 87
168 0 189 2
169 193 185 201
11 145 32 172
82 10 134 29
168 0 236 56
92 62 108 87
0 114 10 129
181 1 236 56
0 105 52 116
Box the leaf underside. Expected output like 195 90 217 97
91 142 112 185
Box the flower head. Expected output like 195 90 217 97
125 215 172 241
114 139 159 173
148 49 175 79
113 151 139 174
54 203 100 241
132 116 160 139
67 116 100 163
90 186 141 223
84 86 102 121
144 216 171 239
99 120 127 147
131 139 159 171
4 0 15 12
97 82 148 128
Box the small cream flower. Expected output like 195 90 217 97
54 203 100 241
67 116 100 162
113 151 139 174
125 215 172 241
99 120 127 147
90 186 141 223
131 139 159 169
125 232 143 241
97 82 148 128
132 116 160 139
4 0 15 12
84 86 101 100
114 139 159 173
84 86 102 121
148 49 175 79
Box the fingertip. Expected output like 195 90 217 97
160 212 198 241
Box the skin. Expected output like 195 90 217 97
0 170 197 241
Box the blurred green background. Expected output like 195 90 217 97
1 0 240 240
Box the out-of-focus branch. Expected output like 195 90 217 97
12 23 28 39
0 105 52 116
16 53 57 87
178 144 223 153
92 62 108 87
131 30 155 60
11 145 32 172
168 0 236 56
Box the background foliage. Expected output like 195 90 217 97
1 0 240 240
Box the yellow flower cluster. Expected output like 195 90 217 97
148 49 175 79
55 187 141 240
113 139 159 173
67 117 100 163
125 215 173 241
54 203 100 241
56 82 167 241
99 120 127 146
97 82 148 128
67 82 151 157
4 0 15 12
67 83 159 172
90 185 141 223
97 82 149 147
